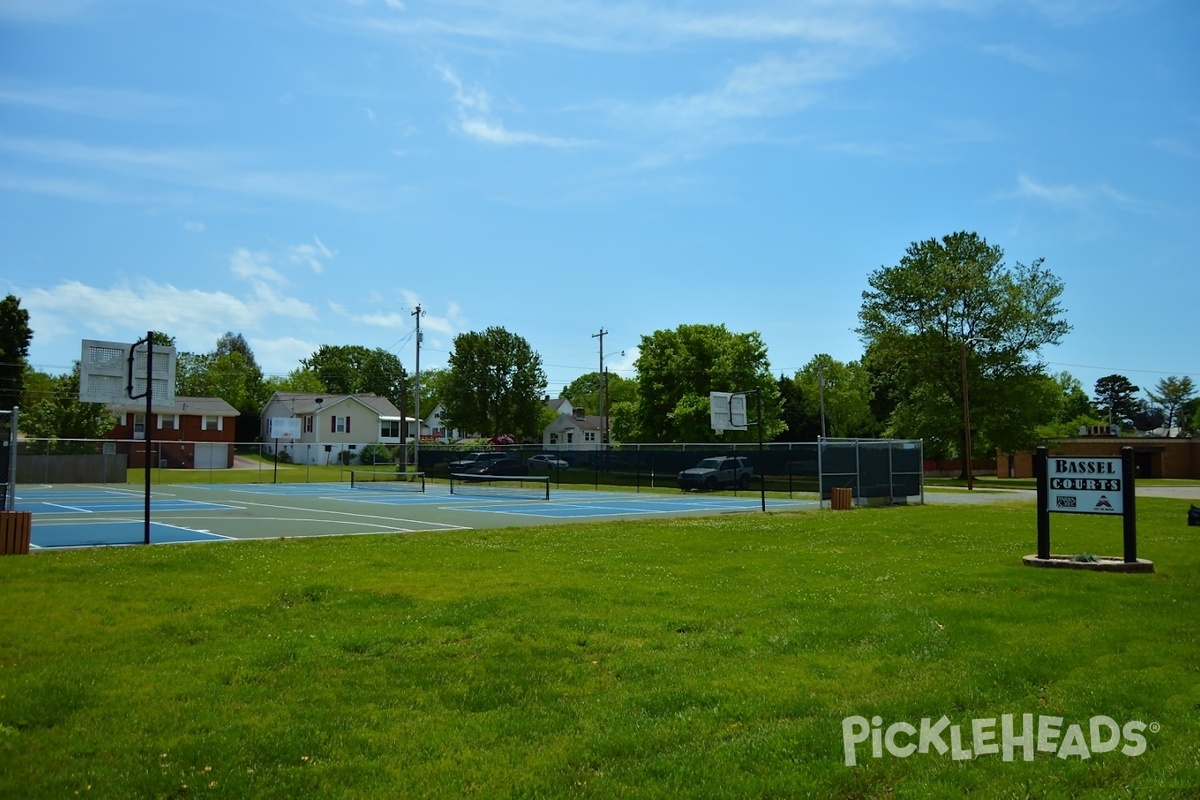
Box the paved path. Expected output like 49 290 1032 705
925 485 1200 504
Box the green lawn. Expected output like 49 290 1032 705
2 499 1197 798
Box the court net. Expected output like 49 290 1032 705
449 473 550 501
350 470 426 493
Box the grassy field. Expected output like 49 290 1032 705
2 498 1197 798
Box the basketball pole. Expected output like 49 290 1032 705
126 331 155 545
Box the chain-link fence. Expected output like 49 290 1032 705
12 436 924 503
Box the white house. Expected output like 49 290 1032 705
421 402 478 442
260 392 413 465
543 406 604 451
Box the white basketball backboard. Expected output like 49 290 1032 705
710 391 748 433
269 417 301 440
79 338 177 405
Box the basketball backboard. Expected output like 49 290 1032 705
79 338 177 405
710 391 749 433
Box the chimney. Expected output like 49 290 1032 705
573 407 586 420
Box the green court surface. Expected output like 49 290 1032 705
14 481 820 549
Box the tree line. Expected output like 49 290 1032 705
4 232 1197 460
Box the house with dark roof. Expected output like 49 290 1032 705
106 396 240 469
260 392 413 465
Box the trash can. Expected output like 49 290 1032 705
1 510 32 555
831 487 853 511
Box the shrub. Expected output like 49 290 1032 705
359 443 394 465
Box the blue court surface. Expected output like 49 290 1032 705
13 482 820 549
29 521 230 548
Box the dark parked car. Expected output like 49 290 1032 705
677 456 754 491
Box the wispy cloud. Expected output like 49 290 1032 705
340 1 893 53
438 67 589 148
980 43 1073 72
0 133 385 209
0 81 200 122
288 237 334 273
1008 172 1151 214
0 0 97 24
1153 137 1199 160
22 274 317 362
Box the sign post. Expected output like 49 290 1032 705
1028 446 1151 572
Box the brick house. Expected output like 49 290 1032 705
106 396 240 469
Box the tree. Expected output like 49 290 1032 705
176 333 270 441
20 366 116 453
632 323 783 443
263 367 326 396
302 345 407 408
773 374 817 442
561 371 638 418
0 295 33 411
1092 374 1141 427
857 232 1070 474
441 327 548 439
1146 376 1196 435
1036 372 1103 438
793 355 878 439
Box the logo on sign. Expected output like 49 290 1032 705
1095 496 1113 511
1056 496 1077 508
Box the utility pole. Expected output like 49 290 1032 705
413 305 424 471
592 328 607 445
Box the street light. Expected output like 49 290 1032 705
960 338 984 490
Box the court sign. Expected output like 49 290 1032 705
1031 446 1145 569
1047 456 1123 515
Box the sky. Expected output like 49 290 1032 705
2 0 1197 406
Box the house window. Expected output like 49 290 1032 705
202 415 222 432
380 420 400 438
133 413 146 439
304 415 314 434
159 414 177 430
584 431 596 443
332 415 350 434
566 432 574 444
549 433 558 444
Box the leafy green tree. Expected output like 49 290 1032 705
632 323 783 443
0 294 33 411
561 371 638 418
773 374 817 442
1092 374 1141 427
21 367 115 453
441 327 548 439
794 355 878 439
177 334 271 440
1036 372 1103 438
1146 376 1196 435
263 367 326 396
302 345 407 407
413 367 451 421
857 232 1070 473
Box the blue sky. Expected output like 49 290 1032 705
2 0 1197 404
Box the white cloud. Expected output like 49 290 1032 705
0 0 96 23
979 43 1072 72
251 336 320 377
288 236 334 273
0 133 383 210
438 66 589 148
230 248 286 285
180 219 205 232
1009 172 1151 214
22 277 316 360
